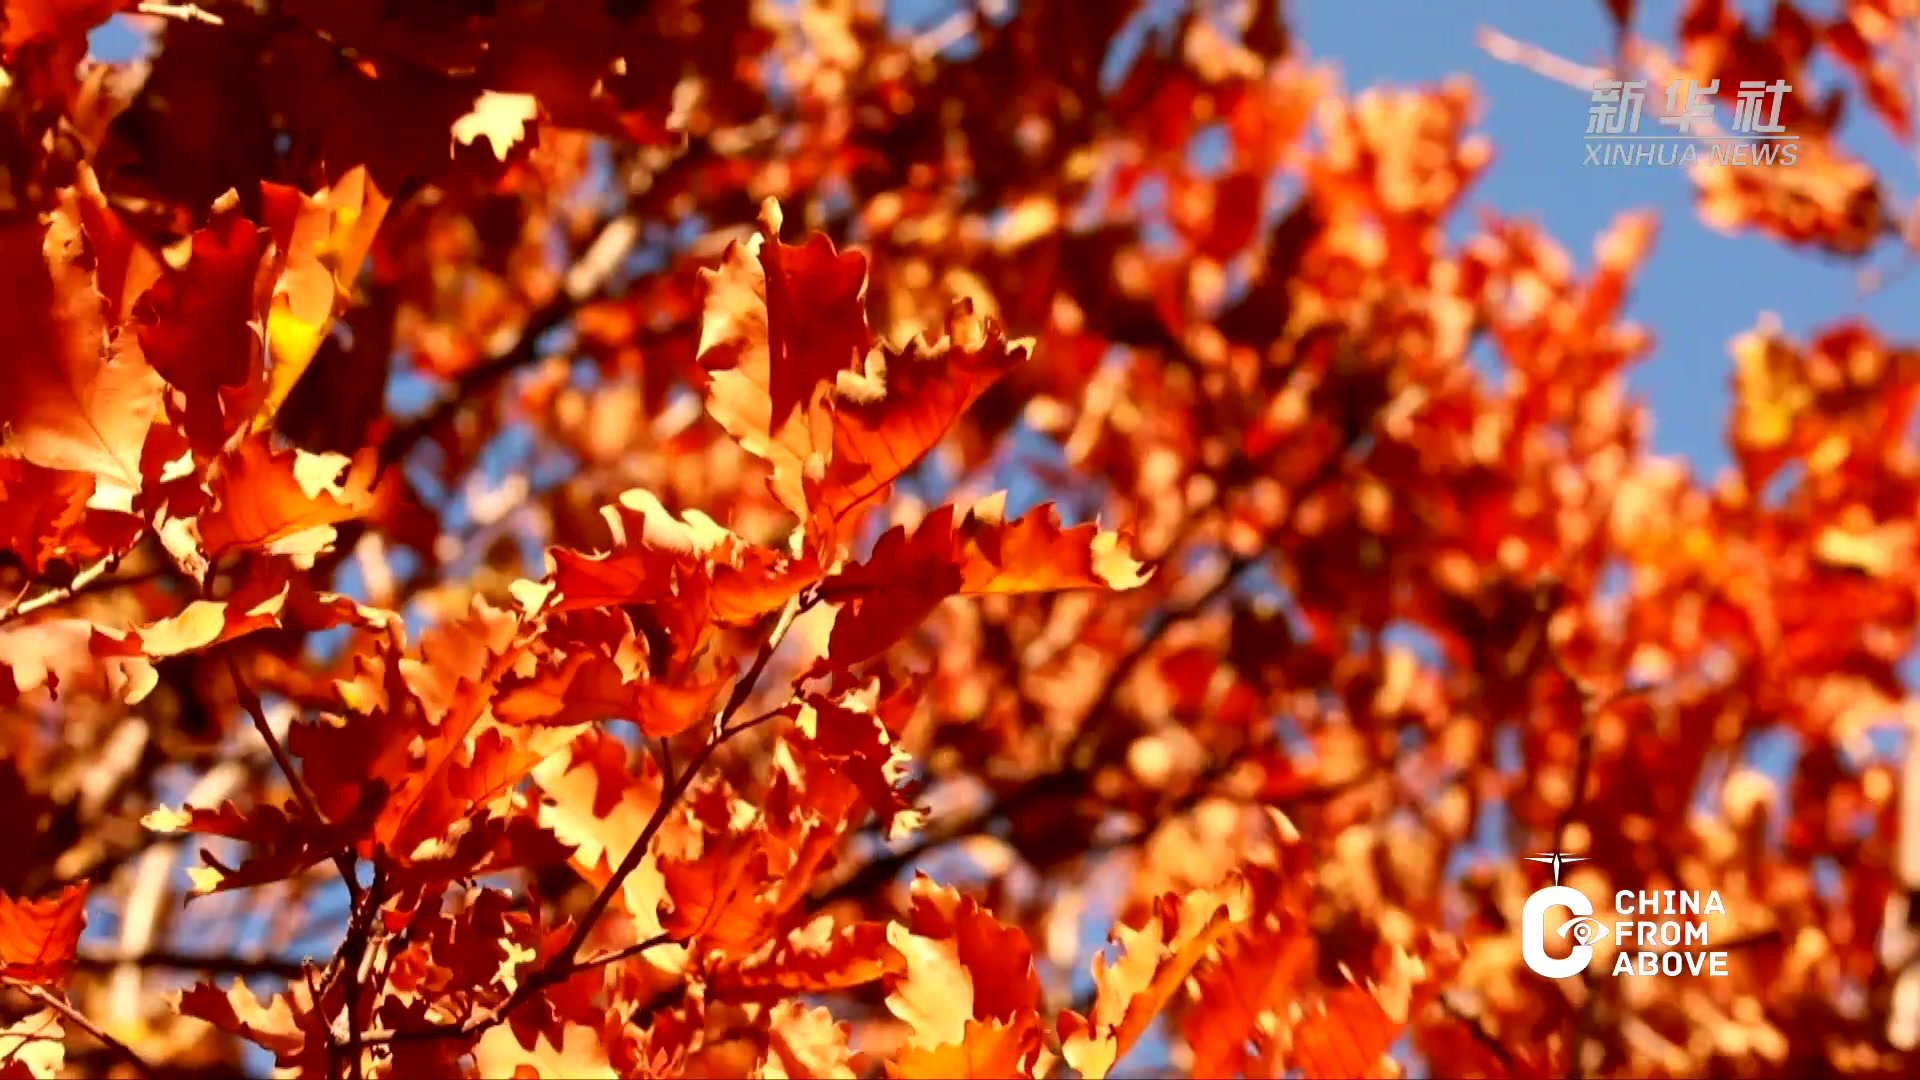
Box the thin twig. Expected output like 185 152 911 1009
327 862 384 1080
0 557 116 625
136 0 225 24
5 981 157 1079
225 653 363 903
574 932 680 974
1477 25 1611 90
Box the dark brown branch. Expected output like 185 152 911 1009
75 949 308 981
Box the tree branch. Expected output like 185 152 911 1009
76 949 308 981
4 981 156 1080
0 557 117 625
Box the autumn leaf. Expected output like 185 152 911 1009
1290 985 1400 1080
255 167 393 429
191 435 382 560
0 175 165 505
888 1018 1036 1080
696 201 1031 536
806 302 1031 539
494 647 734 738
712 918 901 996
134 190 273 455
1060 878 1251 1080
0 884 86 987
548 487 818 630
453 91 543 162
762 1000 858 1080
175 977 326 1073
698 198 872 452
1185 926 1316 1077
0 457 139 575
816 498 1151 670
474 1022 616 1079
88 570 291 702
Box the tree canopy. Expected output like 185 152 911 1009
0 1 1916 1077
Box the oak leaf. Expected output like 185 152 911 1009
887 1018 1036 1080
696 201 1031 537
761 1000 858 1080
493 638 734 738
530 730 667 929
1060 878 1251 1080
192 435 382 560
0 884 86 987
816 498 1151 670
174 977 326 1073
134 192 273 454
0 179 165 506
474 1022 617 1079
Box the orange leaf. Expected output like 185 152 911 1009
175 977 325 1073
0 174 165 504
1290 985 1399 1080
548 488 817 631
762 1001 858 1080
493 649 733 738
816 499 1151 670
0 884 86 987
193 435 382 560
0 457 139 576
530 731 667 931
473 1022 615 1079
888 1018 1039 1080
1060 878 1250 1080
696 202 1029 538
698 198 871 461
807 302 1029 540
1185 928 1316 1078
712 918 902 996
256 167 393 429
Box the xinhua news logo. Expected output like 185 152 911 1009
1520 852 1731 979
1585 77 1799 168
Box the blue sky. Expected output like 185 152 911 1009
1301 0 1920 474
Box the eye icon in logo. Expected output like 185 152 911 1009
1557 916 1610 946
